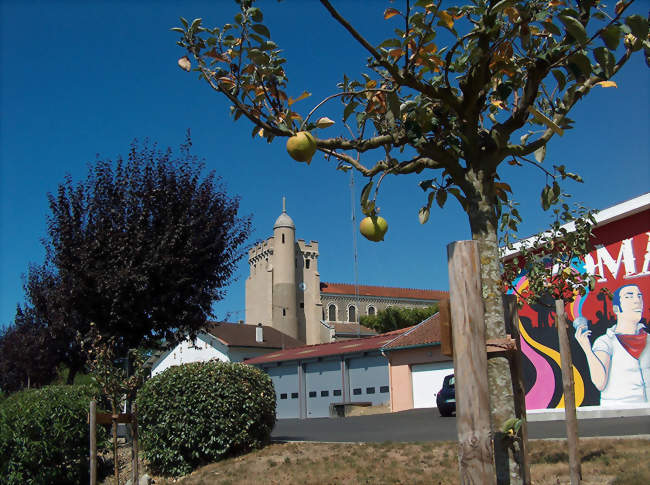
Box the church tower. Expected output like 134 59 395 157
245 199 322 344
270 199 299 340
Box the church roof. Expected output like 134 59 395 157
320 282 448 301
273 210 295 229
204 322 302 350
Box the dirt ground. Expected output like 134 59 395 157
99 437 650 485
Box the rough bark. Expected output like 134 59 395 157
466 170 523 485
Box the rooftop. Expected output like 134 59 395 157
320 282 448 301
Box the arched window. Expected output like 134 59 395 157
328 304 337 321
367 305 376 316
348 305 357 323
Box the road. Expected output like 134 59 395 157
271 408 650 443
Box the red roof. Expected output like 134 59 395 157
320 282 448 301
333 322 376 336
381 313 441 350
245 327 410 365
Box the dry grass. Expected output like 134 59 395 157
119 437 649 485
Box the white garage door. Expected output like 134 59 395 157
411 362 454 408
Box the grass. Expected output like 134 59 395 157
129 437 650 485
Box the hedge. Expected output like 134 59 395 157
136 361 276 477
0 384 107 484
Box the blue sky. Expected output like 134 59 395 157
1 0 648 329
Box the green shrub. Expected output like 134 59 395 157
0 384 107 484
137 361 276 477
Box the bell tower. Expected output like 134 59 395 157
271 198 299 340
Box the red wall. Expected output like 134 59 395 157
512 208 649 409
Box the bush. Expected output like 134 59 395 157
137 361 276 477
0 384 107 484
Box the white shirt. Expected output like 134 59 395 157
592 323 650 406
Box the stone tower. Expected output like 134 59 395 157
245 199 323 344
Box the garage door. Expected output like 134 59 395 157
348 354 390 406
305 359 342 418
267 364 300 419
411 362 454 408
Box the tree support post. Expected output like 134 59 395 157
447 240 495 484
90 399 97 485
132 402 139 484
555 300 582 485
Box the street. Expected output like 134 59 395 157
272 408 650 443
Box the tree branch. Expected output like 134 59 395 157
319 0 462 113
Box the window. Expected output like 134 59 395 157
353 388 362 395
282 234 285 243
291 393 299 399
309 391 317 398
348 305 356 322
366 387 376 394
282 308 286 316
321 390 329 397
333 389 342 397
300 302 304 308
367 305 376 316
328 304 337 321
305 259 310 269
280 393 288 400
380 386 389 393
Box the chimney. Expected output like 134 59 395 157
256 323 263 343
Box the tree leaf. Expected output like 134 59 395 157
558 14 588 45
288 91 311 106
567 52 591 77
534 145 546 163
593 47 615 78
435 189 447 208
315 117 335 128
437 10 454 30
177 56 191 72
418 207 430 224
596 80 617 88
387 91 400 120
551 70 566 91
600 25 621 50
251 24 270 38
384 8 400 20
343 101 358 122
527 106 564 136
360 181 373 209
625 14 649 39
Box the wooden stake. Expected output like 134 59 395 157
132 402 139 484
447 240 495 485
112 407 119 485
503 295 531 485
555 300 582 485
90 400 97 485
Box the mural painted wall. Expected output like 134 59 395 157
510 210 650 409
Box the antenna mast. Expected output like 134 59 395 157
350 171 361 336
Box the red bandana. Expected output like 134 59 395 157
616 331 648 360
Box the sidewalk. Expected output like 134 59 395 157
527 404 650 422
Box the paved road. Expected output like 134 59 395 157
271 408 650 443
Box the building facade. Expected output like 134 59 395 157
245 201 448 345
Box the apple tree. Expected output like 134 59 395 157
173 1 648 482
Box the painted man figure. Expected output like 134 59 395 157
576 284 649 406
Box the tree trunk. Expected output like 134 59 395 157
466 174 525 485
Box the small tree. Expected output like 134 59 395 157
173 1 647 482
0 307 59 394
361 304 438 333
20 136 251 380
